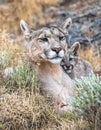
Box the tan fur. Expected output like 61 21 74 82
72 57 93 79
20 18 75 112
61 42 93 79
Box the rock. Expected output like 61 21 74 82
67 24 91 48
3 67 14 77
2 67 18 78
0 0 7 4
50 0 101 51
56 10 67 17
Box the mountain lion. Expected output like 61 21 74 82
60 42 93 79
20 18 75 112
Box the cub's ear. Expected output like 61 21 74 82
20 19 31 34
70 42 80 56
62 18 72 32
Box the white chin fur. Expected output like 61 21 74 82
48 58 62 64
59 50 64 57
66 70 72 74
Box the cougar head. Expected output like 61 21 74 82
60 42 80 73
20 18 72 64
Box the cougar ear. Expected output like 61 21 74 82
20 19 31 34
70 42 80 56
62 18 72 32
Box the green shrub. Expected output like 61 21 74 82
72 74 101 123
0 51 13 69
1 63 38 93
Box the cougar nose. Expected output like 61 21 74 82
67 64 74 70
52 47 62 53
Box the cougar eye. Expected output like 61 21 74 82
59 36 65 41
40 38 48 42
69 57 73 61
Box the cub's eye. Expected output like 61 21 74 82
69 57 73 61
59 36 65 41
40 38 48 42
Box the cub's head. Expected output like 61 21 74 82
60 42 80 73
20 18 72 64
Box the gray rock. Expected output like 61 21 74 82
2 66 18 78
0 0 7 4
3 67 14 77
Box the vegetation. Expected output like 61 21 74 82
0 0 59 33
73 75 101 127
0 62 101 130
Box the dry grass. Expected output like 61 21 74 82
79 46 101 73
0 30 25 68
0 87 95 130
0 89 55 130
0 0 59 33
